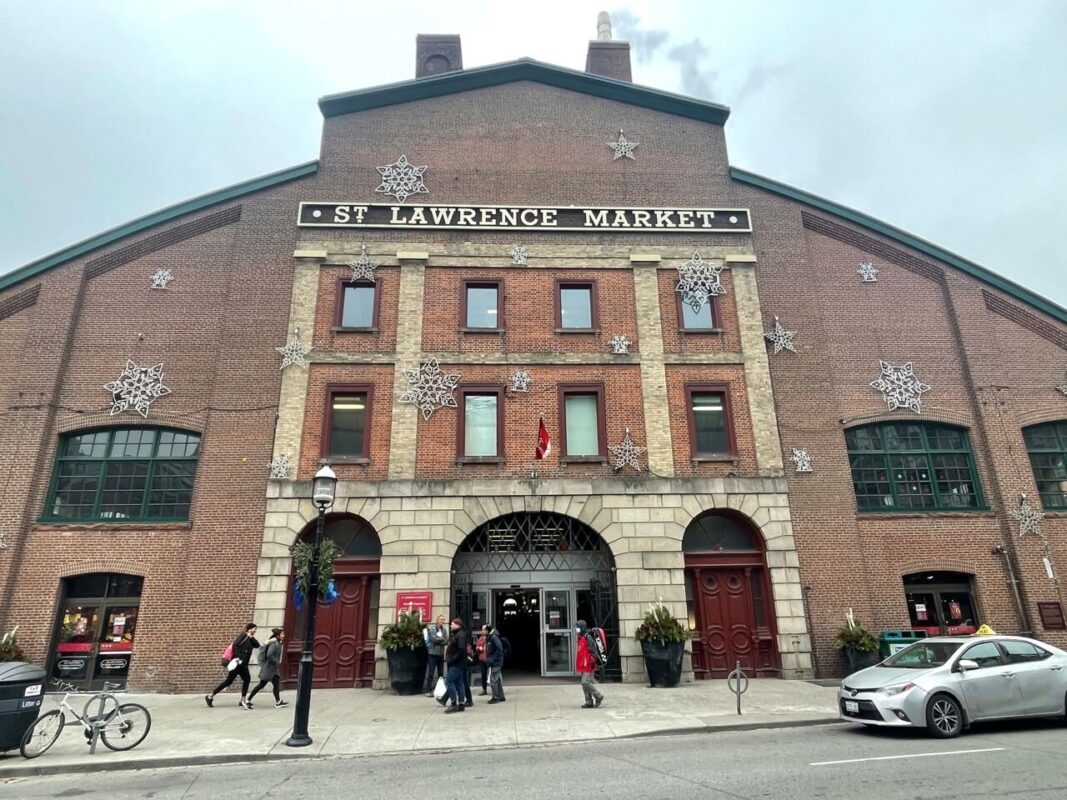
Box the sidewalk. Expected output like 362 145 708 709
0 679 841 776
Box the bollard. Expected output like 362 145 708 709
726 659 749 716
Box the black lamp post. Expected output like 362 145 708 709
286 464 337 748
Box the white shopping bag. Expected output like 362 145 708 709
433 676 447 701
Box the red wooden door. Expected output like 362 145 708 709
689 565 778 678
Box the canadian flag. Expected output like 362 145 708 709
535 415 551 460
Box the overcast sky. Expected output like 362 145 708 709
2 1 1065 307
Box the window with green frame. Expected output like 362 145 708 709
845 422 984 511
45 428 201 522
1023 421 1067 509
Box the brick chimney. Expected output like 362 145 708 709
415 34 463 79
585 12 632 82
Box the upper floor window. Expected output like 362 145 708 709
560 386 605 460
458 387 503 460
337 279 378 329
1023 421 1067 509
845 422 983 512
686 386 735 457
678 296 716 331
325 386 371 459
464 281 502 330
45 427 201 522
556 281 597 331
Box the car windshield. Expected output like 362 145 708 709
882 641 962 669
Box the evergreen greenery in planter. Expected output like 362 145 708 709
635 603 690 687
0 626 24 663
290 538 341 604
379 612 427 695
834 614 879 671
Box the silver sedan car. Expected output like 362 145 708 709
839 635 1067 738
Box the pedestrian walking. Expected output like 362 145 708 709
476 624 490 695
441 617 468 713
247 628 288 709
423 614 448 697
575 620 604 709
205 623 260 709
486 623 506 704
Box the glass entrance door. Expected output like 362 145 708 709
541 588 573 676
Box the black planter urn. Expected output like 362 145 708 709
843 648 879 674
387 647 427 695
641 640 684 687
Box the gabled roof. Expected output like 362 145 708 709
0 160 319 294
730 167 1067 326
318 58 731 125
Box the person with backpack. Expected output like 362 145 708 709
575 619 604 709
423 615 448 697
205 623 260 709
486 623 506 704
246 628 288 709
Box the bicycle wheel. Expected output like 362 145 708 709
19 710 65 759
100 703 151 751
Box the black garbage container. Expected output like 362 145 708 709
0 662 47 752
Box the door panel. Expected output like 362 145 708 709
689 566 776 678
958 642 1020 719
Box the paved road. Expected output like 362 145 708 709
5 719 1067 799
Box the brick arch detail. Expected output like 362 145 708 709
841 408 973 430
895 560 980 579
57 561 147 580
53 414 208 436
1016 410 1067 430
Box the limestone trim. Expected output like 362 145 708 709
387 260 428 479
305 351 746 366
271 261 319 470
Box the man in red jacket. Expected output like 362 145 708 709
575 620 604 709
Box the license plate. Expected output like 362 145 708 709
844 700 859 714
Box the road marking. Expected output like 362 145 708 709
810 747 1005 766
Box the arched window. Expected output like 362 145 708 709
682 513 760 553
845 422 983 511
324 516 382 558
1023 421 1067 509
45 427 201 522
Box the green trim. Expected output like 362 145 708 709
0 160 319 294
729 167 1067 326
319 58 731 125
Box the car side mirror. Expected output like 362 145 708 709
958 659 980 672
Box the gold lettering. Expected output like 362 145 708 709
583 209 609 227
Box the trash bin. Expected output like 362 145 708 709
878 629 928 660
0 662 47 752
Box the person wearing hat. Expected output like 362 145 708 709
442 617 469 713
575 620 604 709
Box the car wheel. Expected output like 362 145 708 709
926 694 963 739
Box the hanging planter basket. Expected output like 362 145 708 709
290 538 341 607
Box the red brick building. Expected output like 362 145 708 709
2 22 1064 691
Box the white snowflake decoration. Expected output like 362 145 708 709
269 454 294 479
764 316 797 354
0 533 8 549
607 130 639 160
790 448 813 473
400 358 460 420
348 244 378 281
869 361 931 414
609 428 646 472
375 154 428 203
1056 373 1067 397
103 360 172 418
857 262 879 282
1010 497 1045 536
510 370 532 392
276 329 311 370
676 252 726 314
509 246 529 266
609 334 632 354
149 268 173 290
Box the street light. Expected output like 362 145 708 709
286 464 337 747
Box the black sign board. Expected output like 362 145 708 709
1038 601 1066 631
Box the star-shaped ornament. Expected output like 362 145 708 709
510 370 532 392
870 361 931 414
269 454 294 479
1056 372 1067 397
607 130 639 160
675 252 726 314
103 360 172 418
609 335 632 354
348 244 378 281
764 316 797 354
399 359 460 420
509 246 529 266
790 448 813 473
276 329 311 370
857 262 879 282
375 154 428 203
150 268 174 289
609 428 646 472
1010 497 1045 537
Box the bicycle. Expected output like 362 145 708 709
19 680 152 759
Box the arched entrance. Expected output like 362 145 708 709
903 571 978 636
683 512 779 678
451 512 619 679
49 573 143 690
282 514 381 688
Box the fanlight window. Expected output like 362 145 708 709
682 513 759 553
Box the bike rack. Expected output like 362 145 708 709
726 660 749 716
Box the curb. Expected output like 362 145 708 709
0 717 843 779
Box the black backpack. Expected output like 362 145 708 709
501 636 512 659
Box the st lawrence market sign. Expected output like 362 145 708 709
297 202 752 233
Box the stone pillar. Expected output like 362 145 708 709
631 258 675 476
388 253 428 480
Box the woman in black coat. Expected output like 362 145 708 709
205 623 260 709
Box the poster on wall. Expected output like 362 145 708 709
949 601 962 620
915 603 928 622
395 591 433 621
